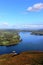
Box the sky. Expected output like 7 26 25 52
0 0 43 29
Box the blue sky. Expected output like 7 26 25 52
0 0 43 29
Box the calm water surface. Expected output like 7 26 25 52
0 32 43 54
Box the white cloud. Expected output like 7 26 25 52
24 24 43 28
27 3 43 12
0 22 10 29
12 24 43 29
2 22 9 26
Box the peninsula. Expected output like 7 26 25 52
0 30 21 46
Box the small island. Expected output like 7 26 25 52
31 31 43 35
0 31 21 46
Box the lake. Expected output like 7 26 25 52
0 32 43 54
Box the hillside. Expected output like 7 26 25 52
0 51 43 65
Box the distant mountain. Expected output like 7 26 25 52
38 29 43 32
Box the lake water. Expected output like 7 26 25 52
0 32 43 54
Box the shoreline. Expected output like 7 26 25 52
0 51 43 55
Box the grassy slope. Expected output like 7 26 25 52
0 51 43 65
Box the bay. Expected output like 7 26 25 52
0 32 43 54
